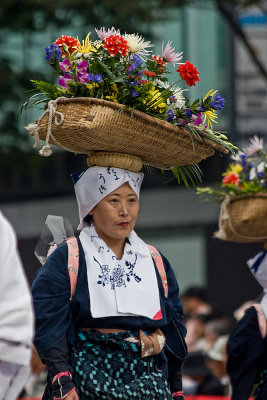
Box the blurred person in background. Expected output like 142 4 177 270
206 335 231 396
180 286 212 317
182 350 225 396
0 210 34 400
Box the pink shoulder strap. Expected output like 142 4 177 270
147 244 168 298
66 237 79 302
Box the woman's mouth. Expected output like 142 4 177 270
119 222 129 227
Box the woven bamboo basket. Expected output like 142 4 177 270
27 97 228 171
213 193 267 243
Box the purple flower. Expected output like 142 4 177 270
60 59 71 73
58 73 73 90
166 109 175 122
192 113 202 125
210 94 225 110
76 60 89 84
77 60 88 70
45 43 61 63
76 71 89 84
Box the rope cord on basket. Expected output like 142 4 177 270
25 98 72 156
222 195 267 241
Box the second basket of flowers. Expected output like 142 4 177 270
24 27 236 182
197 136 267 243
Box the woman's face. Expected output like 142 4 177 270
89 182 140 245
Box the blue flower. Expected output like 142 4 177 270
132 54 142 66
210 94 225 110
94 74 102 83
45 43 61 63
197 105 205 112
169 95 177 104
239 154 247 168
129 90 139 98
88 73 102 83
166 109 175 122
125 80 137 86
184 108 193 119
257 171 265 179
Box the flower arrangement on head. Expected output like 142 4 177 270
23 27 237 185
197 136 267 202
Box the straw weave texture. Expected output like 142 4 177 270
214 193 267 243
37 97 228 169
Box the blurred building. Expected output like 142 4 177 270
1 3 265 316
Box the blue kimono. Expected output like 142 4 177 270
32 239 187 399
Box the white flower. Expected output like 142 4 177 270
167 87 186 109
257 161 265 173
153 79 170 89
249 166 257 180
123 33 153 56
95 27 121 40
246 135 263 156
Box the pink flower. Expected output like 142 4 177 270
246 135 263 156
95 27 120 40
162 41 183 65
58 73 73 90
59 59 71 73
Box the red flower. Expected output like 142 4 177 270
177 61 200 86
151 55 164 64
222 174 239 185
103 35 129 57
143 70 157 77
54 35 79 56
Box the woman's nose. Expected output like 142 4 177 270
119 202 129 216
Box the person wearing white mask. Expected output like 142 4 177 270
31 166 187 400
0 211 34 400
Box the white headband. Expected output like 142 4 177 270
72 166 144 230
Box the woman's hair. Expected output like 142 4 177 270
83 214 93 226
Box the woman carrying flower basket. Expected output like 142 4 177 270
26 27 234 400
31 166 187 400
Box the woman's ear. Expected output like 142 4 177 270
88 206 96 216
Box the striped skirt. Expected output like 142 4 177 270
69 329 172 399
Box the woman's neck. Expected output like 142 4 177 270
93 227 126 259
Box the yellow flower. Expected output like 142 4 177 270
144 87 167 112
76 33 100 55
202 89 218 129
222 163 242 176
85 82 99 96
105 83 119 103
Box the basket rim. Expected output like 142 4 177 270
52 96 229 155
225 192 267 202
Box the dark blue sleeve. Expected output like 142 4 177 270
31 244 72 360
158 253 187 394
